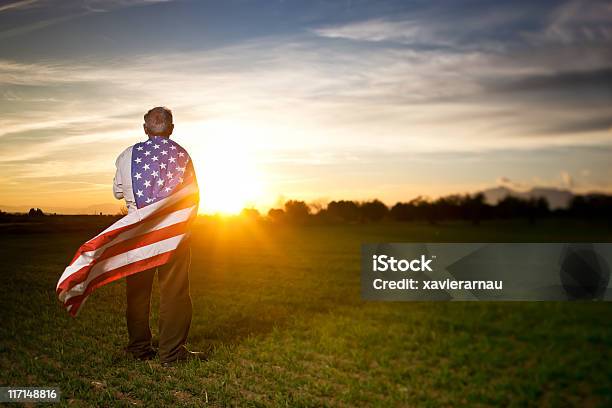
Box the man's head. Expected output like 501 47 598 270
143 106 174 138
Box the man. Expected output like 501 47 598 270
112 107 205 367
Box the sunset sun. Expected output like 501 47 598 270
187 123 265 215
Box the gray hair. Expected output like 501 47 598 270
144 106 173 136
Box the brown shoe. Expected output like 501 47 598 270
161 346 213 367
125 347 157 361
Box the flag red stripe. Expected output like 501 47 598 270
68 189 197 265
64 249 178 316
57 219 192 294
60 203 196 290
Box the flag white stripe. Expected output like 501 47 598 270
61 233 186 302
89 182 197 240
57 205 196 287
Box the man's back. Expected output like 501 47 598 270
113 136 193 214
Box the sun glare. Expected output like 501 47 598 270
185 121 266 215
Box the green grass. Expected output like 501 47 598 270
0 218 611 407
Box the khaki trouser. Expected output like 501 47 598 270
125 244 192 363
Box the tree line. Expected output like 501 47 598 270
4 192 611 224
249 193 612 224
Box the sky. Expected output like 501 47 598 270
0 0 611 214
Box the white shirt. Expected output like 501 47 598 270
113 145 137 214
114 135 187 214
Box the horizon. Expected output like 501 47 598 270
0 183 597 215
1 0 611 214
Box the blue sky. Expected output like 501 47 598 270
0 0 611 213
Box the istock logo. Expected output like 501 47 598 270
372 254 434 272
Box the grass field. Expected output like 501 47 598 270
1 217 611 407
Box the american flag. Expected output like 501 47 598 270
56 136 199 316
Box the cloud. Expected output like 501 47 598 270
311 3 532 51
525 0 612 45
0 13 91 40
561 170 574 188
312 18 451 46
0 0 40 13
305 2 612 139
0 0 176 40
0 32 610 156
532 115 612 136
489 67 612 94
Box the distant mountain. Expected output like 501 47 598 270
481 186 574 209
